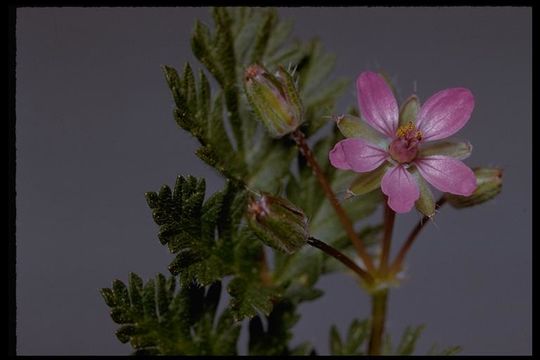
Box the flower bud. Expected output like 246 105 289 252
244 64 303 138
247 193 309 254
446 167 503 208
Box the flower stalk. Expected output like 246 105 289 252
379 201 396 275
389 197 447 275
368 288 389 355
307 237 374 285
291 129 377 274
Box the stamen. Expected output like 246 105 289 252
395 121 423 141
396 121 415 138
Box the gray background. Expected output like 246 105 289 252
16 7 532 355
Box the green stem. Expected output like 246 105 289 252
389 197 447 275
307 237 374 285
368 289 389 355
291 129 376 274
379 201 395 275
259 247 272 286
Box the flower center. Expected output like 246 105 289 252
388 121 423 164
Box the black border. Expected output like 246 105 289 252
8 2 535 357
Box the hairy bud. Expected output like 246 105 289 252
247 193 309 254
244 64 303 138
446 167 503 208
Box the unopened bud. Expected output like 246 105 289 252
446 167 503 208
247 193 309 254
244 64 303 138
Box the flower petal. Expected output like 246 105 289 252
335 114 389 147
416 88 474 141
357 72 399 138
419 139 472 160
329 138 388 173
415 156 477 196
381 165 420 213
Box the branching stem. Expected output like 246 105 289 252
291 129 376 274
307 237 374 285
389 197 447 275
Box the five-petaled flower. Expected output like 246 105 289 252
329 72 477 214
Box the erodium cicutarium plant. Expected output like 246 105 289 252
100 8 503 355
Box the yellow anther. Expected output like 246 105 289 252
396 121 415 138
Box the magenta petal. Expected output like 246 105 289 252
416 88 474 141
329 140 352 170
415 156 477 196
381 165 420 213
329 138 387 173
356 72 399 138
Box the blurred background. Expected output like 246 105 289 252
16 7 531 355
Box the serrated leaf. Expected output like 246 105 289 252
250 9 276 63
112 280 129 307
100 288 116 307
329 318 369 355
146 177 241 285
329 325 343 355
396 325 425 355
143 279 157 321
248 300 303 356
128 272 144 317
227 276 276 321
164 7 349 195
427 343 462 355
439 346 462 355
101 274 240 355
345 319 370 354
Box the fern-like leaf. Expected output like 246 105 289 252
100 274 240 355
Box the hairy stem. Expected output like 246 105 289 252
379 201 395 275
307 237 374 285
291 129 376 274
368 289 389 355
389 197 447 274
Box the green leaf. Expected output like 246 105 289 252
438 346 463 355
248 300 304 356
427 343 463 355
329 325 343 355
164 7 348 194
145 176 239 285
329 319 370 355
250 10 276 63
101 275 240 355
396 325 425 355
227 276 276 321
345 319 370 354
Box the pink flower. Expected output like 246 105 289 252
329 72 477 214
